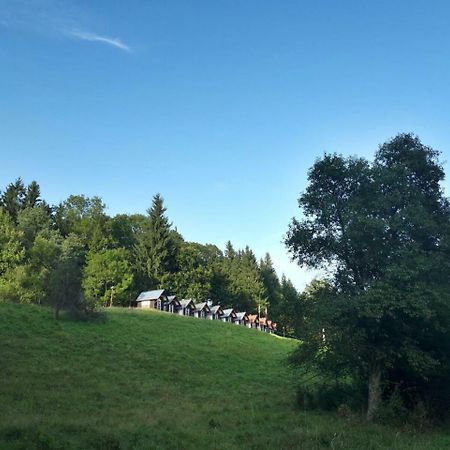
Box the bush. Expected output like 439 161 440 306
374 390 409 426
337 403 352 418
66 307 106 323
381 369 450 425
374 391 432 430
295 382 365 412
408 401 432 431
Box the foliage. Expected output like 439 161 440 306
222 246 268 312
54 194 109 249
16 206 52 250
83 248 133 307
260 253 283 316
286 134 450 421
133 194 179 288
170 242 214 299
0 178 27 223
0 208 24 277
0 178 48 224
0 179 299 324
49 233 86 318
110 213 145 250
273 275 301 336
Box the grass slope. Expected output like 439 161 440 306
0 304 448 450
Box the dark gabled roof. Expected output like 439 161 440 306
208 305 223 315
179 299 195 308
136 289 167 302
167 295 180 306
194 302 210 312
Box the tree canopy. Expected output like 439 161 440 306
0 180 298 327
286 134 450 421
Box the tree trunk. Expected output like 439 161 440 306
367 366 382 421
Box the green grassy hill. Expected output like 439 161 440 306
1 304 448 449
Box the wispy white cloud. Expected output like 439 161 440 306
0 1 132 53
69 30 131 52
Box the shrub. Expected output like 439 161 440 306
295 382 365 412
374 391 432 430
374 390 409 426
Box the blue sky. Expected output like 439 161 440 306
2 0 450 289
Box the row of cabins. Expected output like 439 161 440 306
136 289 277 334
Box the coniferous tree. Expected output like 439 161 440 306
170 242 213 300
0 178 26 223
223 246 267 312
224 240 236 259
134 194 178 289
259 253 282 316
24 181 41 208
0 178 300 337
279 274 301 335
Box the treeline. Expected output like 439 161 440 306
0 179 299 328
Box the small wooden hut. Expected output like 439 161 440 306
247 314 259 329
220 308 237 323
167 295 181 313
178 299 196 316
136 289 168 309
234 312 249 326
207 305 223 320
193 302 211 319
259 317 268 332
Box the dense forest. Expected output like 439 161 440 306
0 180 299 330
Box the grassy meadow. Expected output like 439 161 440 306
0 303 449 449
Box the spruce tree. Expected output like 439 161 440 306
0 178 26 223
24 181 41 208
279 274 301 335
224 240 236 259
259 253 282 316
225 246 267 312
134 194 178 289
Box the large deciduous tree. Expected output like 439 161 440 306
54 195 110 251
82 248 133 307
286 134 450 420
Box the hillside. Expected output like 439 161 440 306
0 304 448 450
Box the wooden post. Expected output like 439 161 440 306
109 286 115 307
